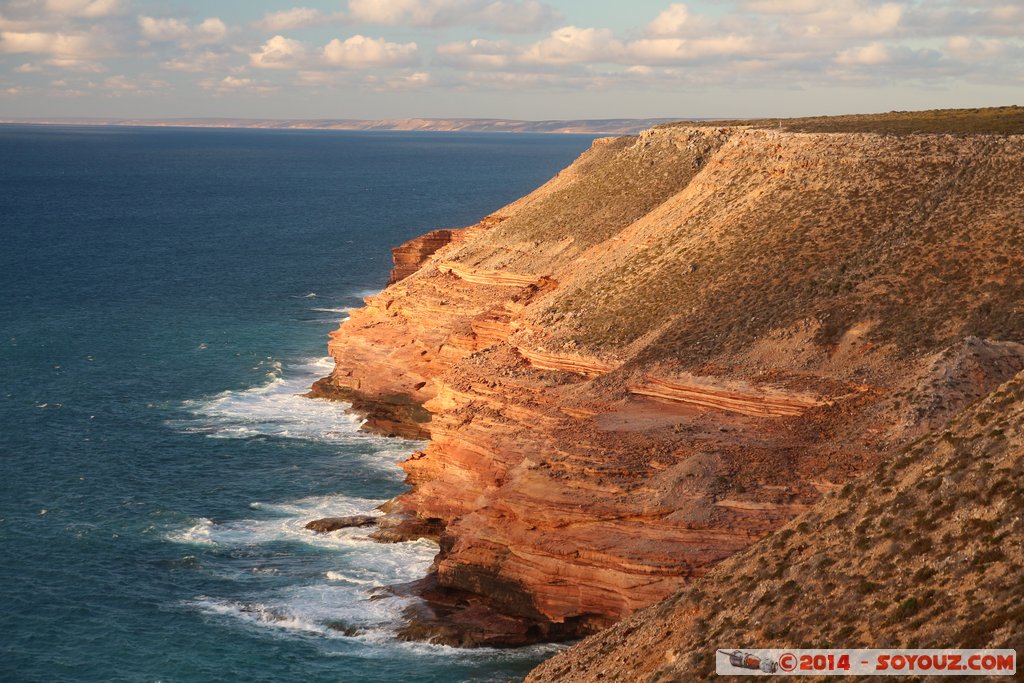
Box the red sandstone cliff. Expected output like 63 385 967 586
387 229 459 285
527 368 1024 681
313 113 1024 646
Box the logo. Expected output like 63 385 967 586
715 649 1016 676
720 650 778 674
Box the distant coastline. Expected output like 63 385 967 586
0 117 684 135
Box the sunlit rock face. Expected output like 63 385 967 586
315 124 1024 645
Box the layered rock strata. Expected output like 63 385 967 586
388 229 458 284
527 369 1024 681
314 123 1024 645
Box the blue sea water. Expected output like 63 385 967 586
0 125 596 682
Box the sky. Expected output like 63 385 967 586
0 0 1022 120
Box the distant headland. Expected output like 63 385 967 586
0 117 682 135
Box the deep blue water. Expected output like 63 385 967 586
0 125 595 682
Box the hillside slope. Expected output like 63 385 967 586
527 369 1024 681
313 107 1024 646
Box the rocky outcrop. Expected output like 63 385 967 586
305 515 377 533
315 116 1024 647
515 346 617 377
388 229 458 284
436 261 550 288
627 374 825 417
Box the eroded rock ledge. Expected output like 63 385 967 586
313 125 1024 646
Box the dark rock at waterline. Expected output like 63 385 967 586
305 515 378 533
325 621 364 637
369 514 445 543
307 378 431 439
389 574 600 648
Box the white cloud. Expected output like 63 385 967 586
237 33 426 73
52 60 107 71
785 2 903 39
453 69 591 89
200 75 277 94
832 41 944 78
431 1 1024 89
0 31 93 54
740 0 827 14
255 7 340 32
647 4 690 37
138 16 227 47
195 18 228 42
102 73 169 95
627 35 755 63
849 4 903 36
437 38 516 68
294 69 344 86
904 2 1024 38
347 0 558 32
5 0 1024 102
835 41 891 65
521 26 621 65
443 23 755 69
250 35 307 69
160 50 230 72
347 0 415 24
322 34 418 68
384 70 433 89
0 0 122 31
0 28 112 68
45 0 121 18
470 0 559 33
945 35 1008 61
138 17 190 42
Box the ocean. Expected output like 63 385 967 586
0 125 596 682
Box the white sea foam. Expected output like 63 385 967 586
175 357 421 470
168 493 437 579
166 517 217 546
190 589 418 642
173 493 568 662
191 579 568 659
309 307 354 315
180 490 437 643
193 597 330 636
170 317 462 655
351 288 381 301
324 571 377 585
191 574 466 647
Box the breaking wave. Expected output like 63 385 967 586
174 357 420 476
172 490 438 647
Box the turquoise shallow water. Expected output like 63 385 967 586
0 125 595 682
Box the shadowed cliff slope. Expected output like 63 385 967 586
313 107 1024 647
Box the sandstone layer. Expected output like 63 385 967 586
527 369 1024 681
387 229 459 284
314 116 1024 646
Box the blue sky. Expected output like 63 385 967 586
1 0 1021 120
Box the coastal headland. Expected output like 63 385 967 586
311 107 1024 662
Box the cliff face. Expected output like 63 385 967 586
387 229 458 285
314 122 1024 645
527 369 1024 681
